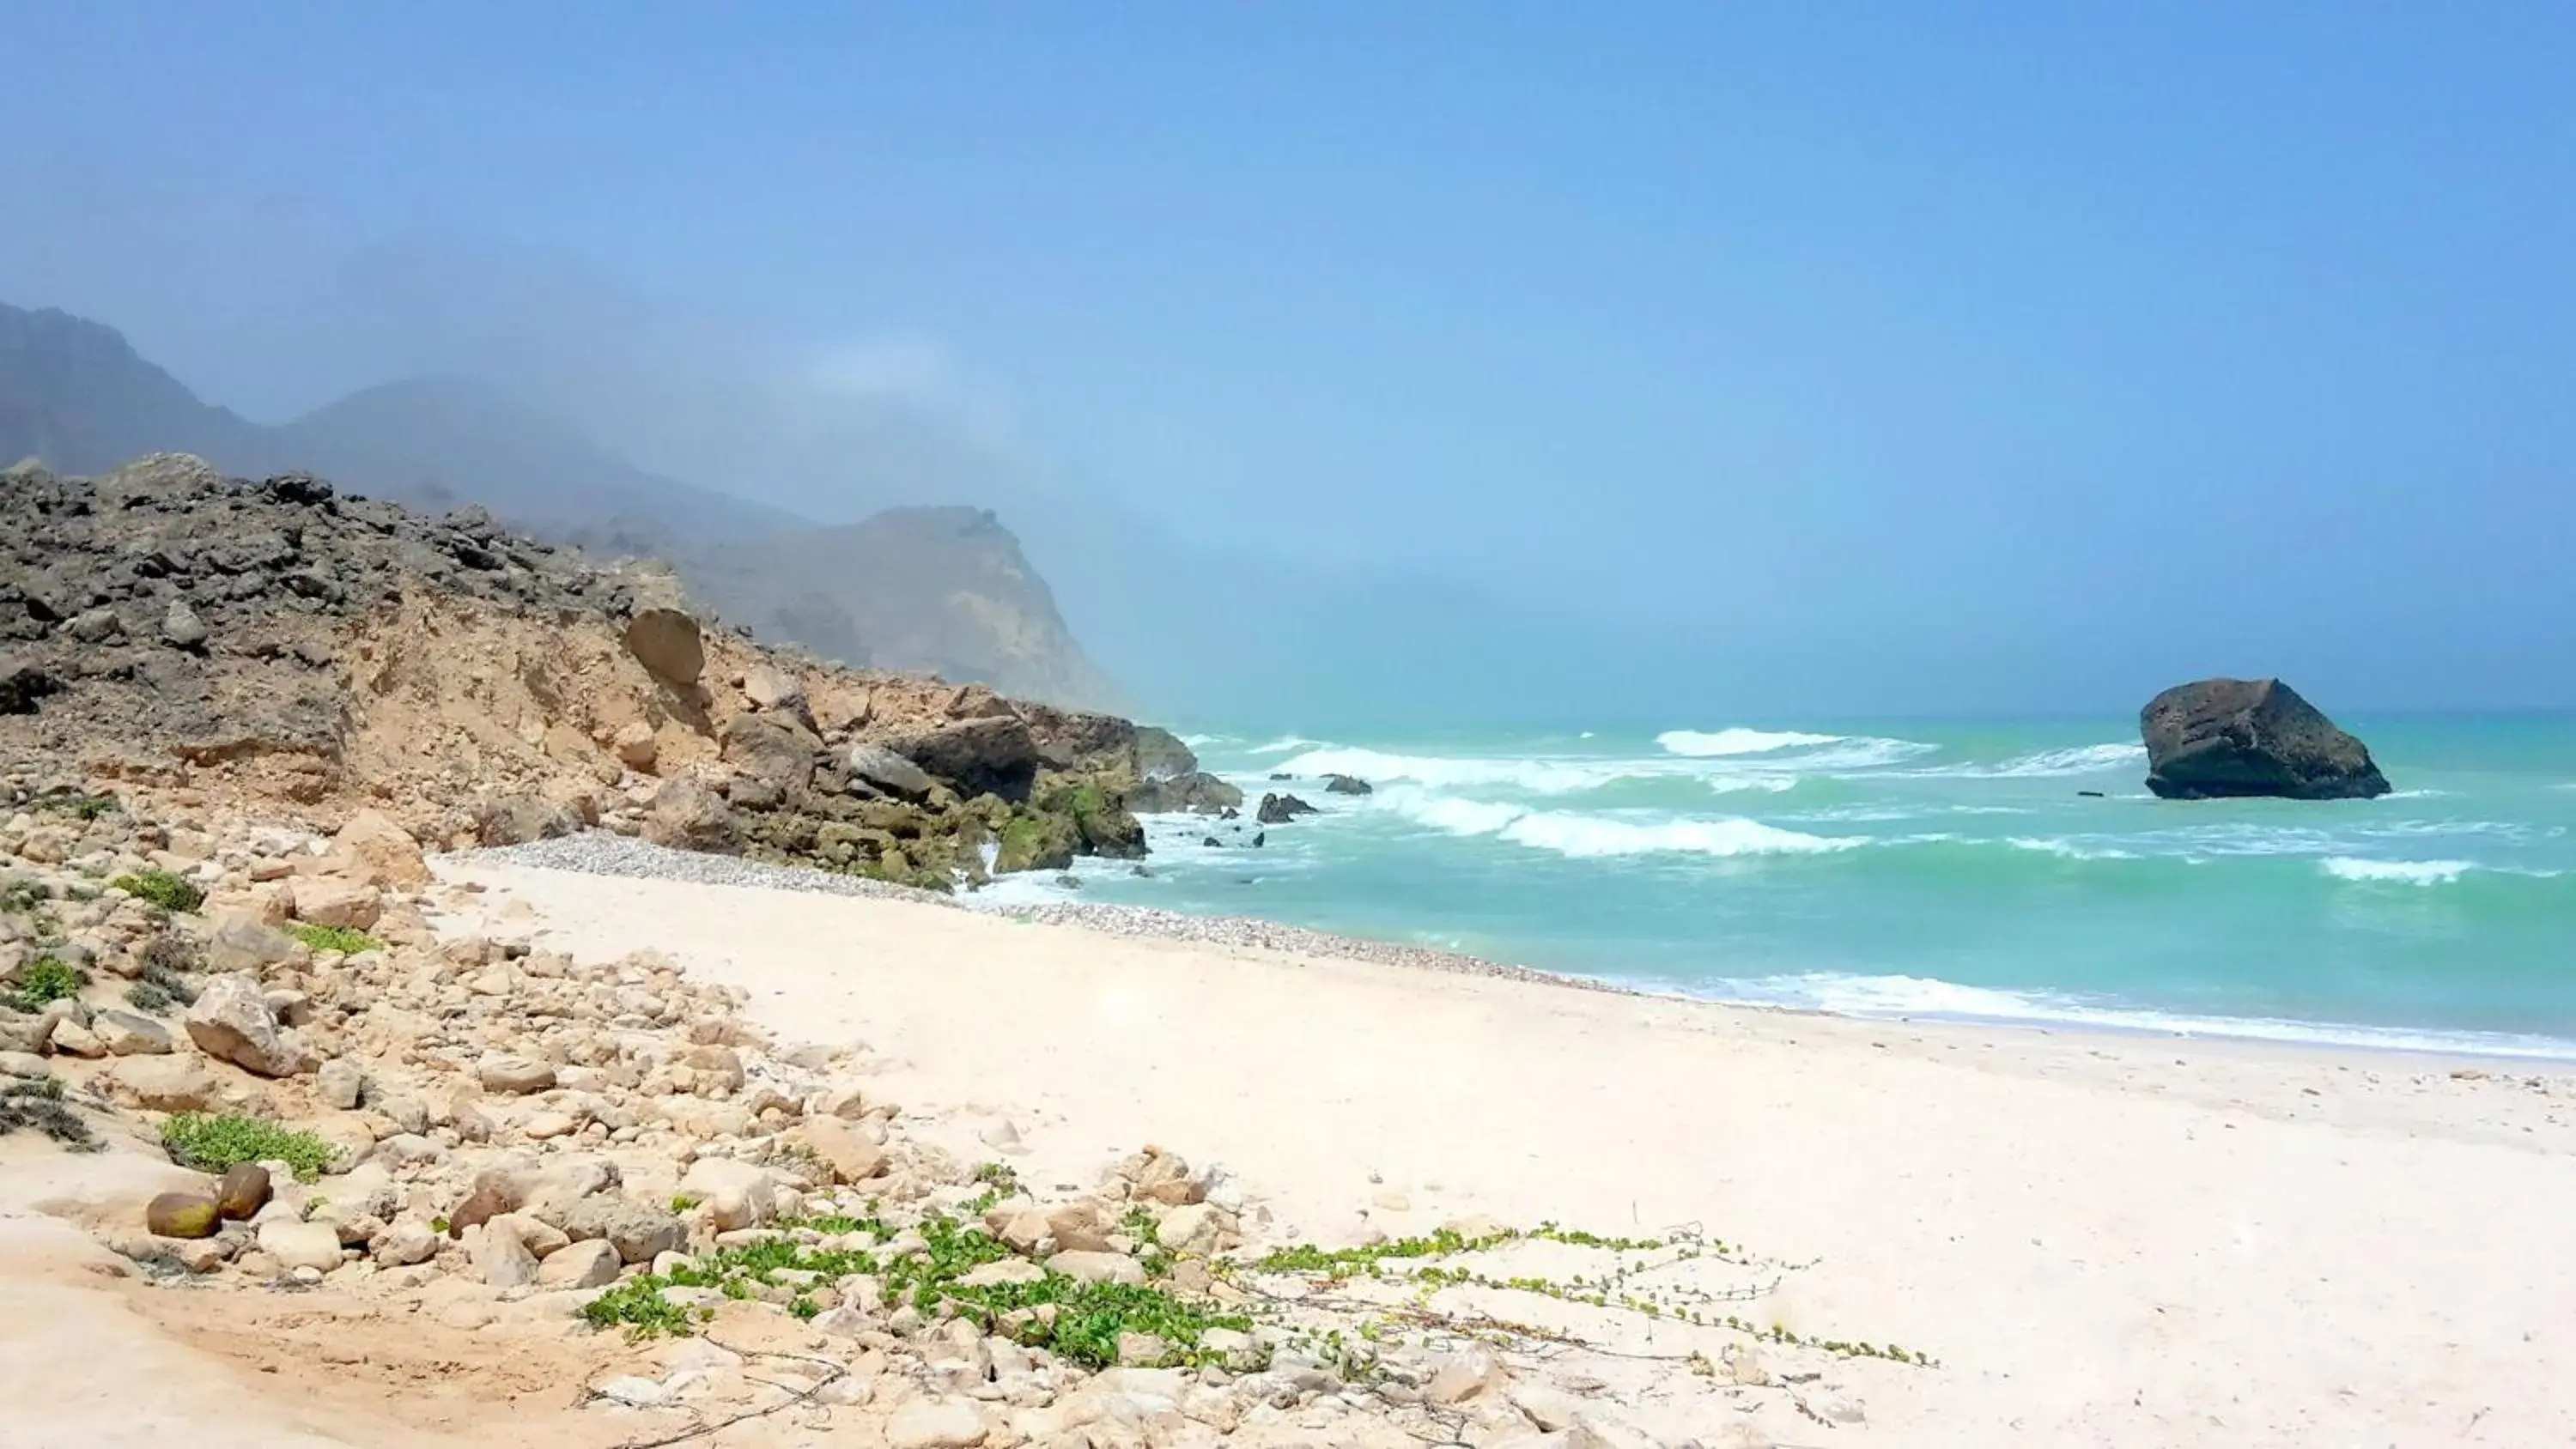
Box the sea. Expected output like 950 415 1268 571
982 716 2576 1059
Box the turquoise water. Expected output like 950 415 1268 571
991 716 2576 1057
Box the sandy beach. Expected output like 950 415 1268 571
431 855 2576 1447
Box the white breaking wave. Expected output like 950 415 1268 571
1246 736 1322 755
1656 727 1846 757
1279 746 1634 794
2321 857 2474 886
1674 973 2576 1061
2007 837 2139 861
1707 777 1798 796
1899 742 2146 779
1375 788 1854 859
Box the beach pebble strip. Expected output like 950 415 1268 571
455 831 1614 991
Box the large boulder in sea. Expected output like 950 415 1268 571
1126 771 1243 815
2139 678 2391 800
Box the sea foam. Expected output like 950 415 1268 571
1278 746 1631 793
1376 788 1853 859
1656 727 1846 757
2320 857 2474 886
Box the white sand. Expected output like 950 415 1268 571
432 860 2576 1446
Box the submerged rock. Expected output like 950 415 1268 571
2140 678 2391 801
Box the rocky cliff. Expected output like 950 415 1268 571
0 453 1185 888
0 301 1110 706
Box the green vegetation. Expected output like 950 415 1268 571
159 1113 336 1181
669 1194 702 1214
579 1204 1255 1368
123 931 201 1013
109 869 204 914
0 1078 100 1152
2 956 86 1013
286 922 381 955
0 876 46 915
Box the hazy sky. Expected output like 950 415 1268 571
5 4 2572 714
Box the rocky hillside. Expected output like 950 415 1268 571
0 301 1110 705
0 452 1188 889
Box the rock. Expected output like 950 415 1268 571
47 1017 106 1058
68 607 124 643
147 1191 222 1239
960 1257 1048 1288
1255 792 1316 825
470 792 579 846
846 744 935 800
161 600 209 650
1323 773 1373 796
215 1164 273 1221
536 1237 623 1288
799 1117 888 1185
184 973 311 1077
992 809 1078 874
1115 1331 1170 1367
2141 678 2391 800
642 777 738 852
1046 1250 1146 1286
316 1057 366 1110
596 1375 669 1409
1156 1202 1234 1258
890 716 1043 803
744 663 813 724
1131 726 1200 781
91 1009 174 1056
471 1218 540 1288
476 1052 556 1094
289 876 383 931
1425 1346 1509 1404
104 1052 219 1111
1123 771 1244 815
885 1399 988 1448
0 1051 47 1079
624 607 706 685
331 809 429 888
0 658 61 715
259 1219 346 1273
558 1198 686 1264
374 1218 440 1266
678 1158 780 1231
611 720 659 772
720 711 823 791
205 913 297 975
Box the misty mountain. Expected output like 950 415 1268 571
0 300 1110 706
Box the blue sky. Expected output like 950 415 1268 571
4 3 2571 714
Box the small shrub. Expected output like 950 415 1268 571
0 877 46 914
669 1194 702 1214
160 1113 336 1181
125 933 202 1013
109 870 204 914
3 956 88 1013
0 1078 101 1152
580 1278 706 1341
286 923 380 955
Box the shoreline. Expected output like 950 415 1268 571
434 852 2576 1446
465 832 2576 1069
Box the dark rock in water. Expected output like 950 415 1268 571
1251 831 1265 848
2076 790 2105 798
1125 770 1244 815
890 715 1042 802
1200 835 1224 848
1218 806 1239 821
1130 864 1152 877
1255 792 1316 825
1267 772 1292 781
2140 678 2391 801
1323 773 1372 796
1054 872 1083 890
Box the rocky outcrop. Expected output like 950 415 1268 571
2140 678 2391 801
1257 792 1318 825
889 717 1042 803
1325 774 1373 796
1127 772 1244 815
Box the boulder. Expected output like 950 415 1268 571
1125 772 1242 815
890 716 1043 803
847 744 935 800
534 1237 623 1289
885 1399 989 1449
1255 792 1316 825
146 1191 222 1240
476 1052 556 1094
215 1164 273 1222
205 912 296 973
0 658 60 715
798 1116 888 1185
623 607 705 686
611 720 659 773
1046 1250 1146 1286
184 973 311 1077
744 664 815 729
316 1057 366 1110
47 1018 106 1058
1132 726 1200 781
258 1219 346 1273
1324 773 1373 796
91 1010 173 1056
289 876 382 931
471 1217 540 1288
161 600 209 650
557 1198 687 1264
373 1218 440 1266
104 1053 220 1112
330 809 429 888
642 777 737 852
720 711 823 790
2141 678 2391 801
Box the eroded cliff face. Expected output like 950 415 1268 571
689 506 1117 710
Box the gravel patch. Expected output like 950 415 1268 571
451 832 1619 993
454 831 960 906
